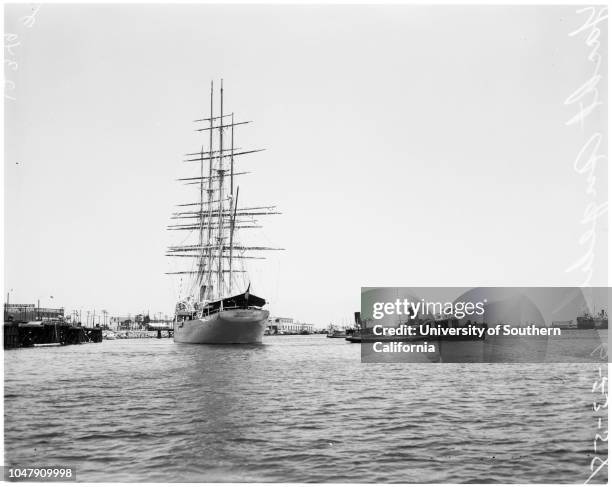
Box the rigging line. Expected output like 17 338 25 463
188 239 198 297
172 231 196 299
168 226 197 299
195 120 251 132
184 148 236 157
275 251 280 309
178 227 196 246
183 149 264 162
178 171 250 181
192 112 233 122
240 248 248 293
255 221 280 303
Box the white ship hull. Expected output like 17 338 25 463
173 308 269 344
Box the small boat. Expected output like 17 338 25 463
102 330 117 340
326 323 351 338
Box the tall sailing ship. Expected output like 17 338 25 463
167 80 281 344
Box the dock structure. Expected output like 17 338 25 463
4 304 102 349
4 321 103 348
146 319 174 339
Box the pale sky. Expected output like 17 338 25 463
4 4 608 326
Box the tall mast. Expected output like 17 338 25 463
197 144 204 282
229 186 239 294
216 79 225 298
229 112 235 292
231 113 235 196
204 81 215 298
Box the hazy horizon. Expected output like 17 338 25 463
4 4 608 326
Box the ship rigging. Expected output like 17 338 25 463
167 80 281 344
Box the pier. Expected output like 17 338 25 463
4 304 102 349
104 329 174 339
4 321 102 348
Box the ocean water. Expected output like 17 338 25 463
4 335 608 483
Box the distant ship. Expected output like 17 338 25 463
596 310 609 329
577 310 608 330
167 81 282 344
577 312 594 329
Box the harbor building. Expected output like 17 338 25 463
109 315 149 331
267 317 315 334
108 314 173 331
4 303 64 322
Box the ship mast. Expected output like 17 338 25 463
197 143 204 280
229 187 239 294
216 80 225 300
166 80 283 302
204 81 215 299
228 112 236 294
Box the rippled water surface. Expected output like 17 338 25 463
4 335 608 482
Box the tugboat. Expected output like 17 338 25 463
168 81 282 344
327 324 350 338
346 311 364 342
577 312 596 329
